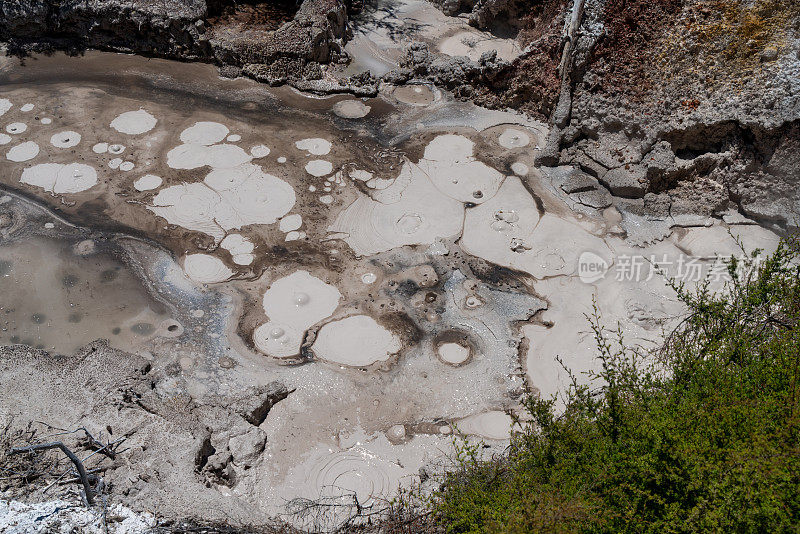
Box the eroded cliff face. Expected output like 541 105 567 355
0 0 350 84
556 0 800 231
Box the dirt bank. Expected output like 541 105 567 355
0 0 351 89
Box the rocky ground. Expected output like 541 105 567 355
0 342 291 529
557 0 800 233
0 0 350 87
0 1 798 532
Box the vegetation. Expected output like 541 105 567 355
430 238 800 533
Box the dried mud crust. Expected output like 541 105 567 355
0 342 292 525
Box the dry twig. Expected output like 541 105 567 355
9 441 95 504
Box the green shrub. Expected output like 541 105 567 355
432 238 800 533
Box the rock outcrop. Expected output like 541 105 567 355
416 0 799 231
0 0 349 85
552 0 800 230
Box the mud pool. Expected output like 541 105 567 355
0 236 172 353
0 51 783 528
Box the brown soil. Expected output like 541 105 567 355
208 0 299 32
587 0 799 100
469 0 567 120
590 0 683 98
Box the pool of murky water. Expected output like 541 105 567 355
0 236 173 353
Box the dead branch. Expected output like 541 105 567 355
78 428 117 460
9 441 95 504
59 467 105 485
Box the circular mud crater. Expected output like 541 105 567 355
332 99 371 119
390 84 437 106
311 314 402 368
433 330 475 366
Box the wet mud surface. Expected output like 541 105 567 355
0 50 784 530
0 235 171 354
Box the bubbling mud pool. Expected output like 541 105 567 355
0 51 784 529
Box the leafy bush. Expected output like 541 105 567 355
432 238 800 533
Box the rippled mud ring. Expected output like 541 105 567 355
389 83 439 106
433 329 476 367
306 449 394 506
310 314 405 369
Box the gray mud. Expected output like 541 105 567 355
0 2 794 527
0 51 548 531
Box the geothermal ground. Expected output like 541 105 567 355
0 1 793 532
